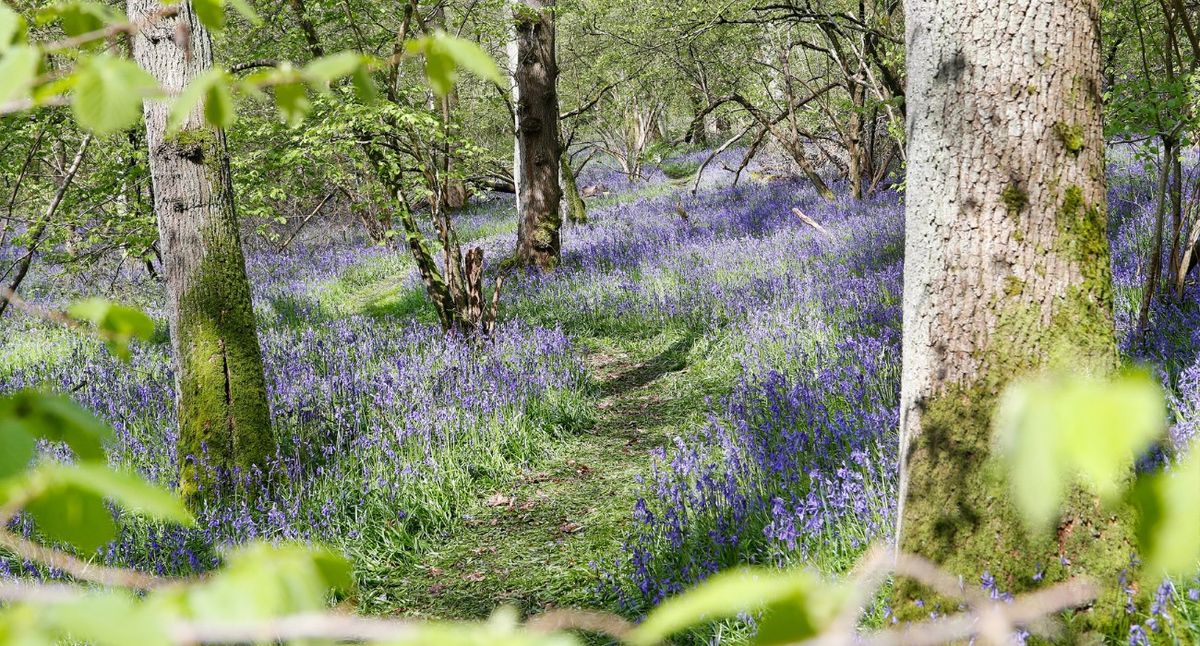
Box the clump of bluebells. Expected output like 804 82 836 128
592 181 904 611
1 235 589 577
599 148 1200 627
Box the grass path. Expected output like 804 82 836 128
370 329 710 620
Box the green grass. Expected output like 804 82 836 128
355 324 727 619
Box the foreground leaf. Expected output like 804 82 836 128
995 370 1165 530
1133 447 1200 580
72 54 158 134
629 567 841 646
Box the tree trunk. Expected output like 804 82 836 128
897 0 1133 630
129 0 273 505
560 152 586 224
512 0 562 270
846 81 866 200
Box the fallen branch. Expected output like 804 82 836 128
792 207 830 237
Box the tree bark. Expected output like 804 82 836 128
512 0 562 270
560 152 586 224
129 0 273 505
896 0 1133 630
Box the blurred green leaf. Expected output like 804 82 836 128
225 0 259 24
422 41 455 97
0 44 39 104
303 52 361 92
47 591 170 646
995 371 1165 530
166 69 234 134
71 54 158 134
45 464 193 526
0 390 112 462
67 298 155 361
166 543 354 622
25 481 115 554
190 0 223 31
43 1 119 40
0 4 28 52
433 31 504 86
0 417 37 479
350 65 377 104
1133 448 1200 580
274 82 310 127
629 568 841 646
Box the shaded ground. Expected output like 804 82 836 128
363 329 707 620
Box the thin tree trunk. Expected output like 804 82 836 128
897 0 1133 630
512 0 562 270
0 134 92 317
560 153 586 224
129 0 273 505
1137 142 1173 332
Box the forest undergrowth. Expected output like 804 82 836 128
2 149 1198 643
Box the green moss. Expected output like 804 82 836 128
1054 122 1085 156
176 222 274 507
1001 183 1029 215
1003 275 1025 298
895 383 1137 636
896 182 1131 633
166 127 220 164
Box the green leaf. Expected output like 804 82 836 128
170 543 354 622
67 298 155 361
629 568 840 646
0 3 28 52
1133 448 1200 580
72 54 158 134
995 371 1166 530
0 390 113 462
350 65 377 104
53 1 119 39
422 40 455 97
203 75 234 130
167 69 223 134
190 0 224 31
225 0 259 24
432 31 504 86
274 82 310 127
25 481 115 553
47 592 171 646
302 51 360 91
0 44 39 104
45 463 193 526
0 417 37 479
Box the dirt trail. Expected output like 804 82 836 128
378 344 689 619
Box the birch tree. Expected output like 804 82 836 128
896 0 1135 629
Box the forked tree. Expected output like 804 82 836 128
128 0 274 505
896 0 1135 629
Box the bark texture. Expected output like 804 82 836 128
129 0 273 504
897 0 1133 629
512 0 562 270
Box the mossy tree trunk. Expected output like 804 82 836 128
129 0 273 505
560 152 586 225
512 0 562 270
897 0 1135 629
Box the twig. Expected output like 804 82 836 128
526 608 634 640
167 612 419 643
0 528 168 590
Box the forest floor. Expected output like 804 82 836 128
372 327 712 619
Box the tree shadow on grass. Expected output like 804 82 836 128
600 332 698 398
